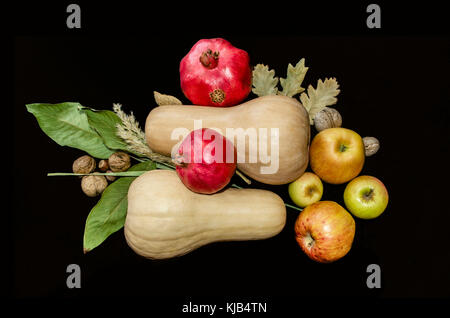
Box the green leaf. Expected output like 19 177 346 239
251 64 279 96
83 160 156 253
80 107 130 152
26 102 114 159
278 58 308 97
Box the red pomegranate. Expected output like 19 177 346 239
174 128 237 194
179 38 252 107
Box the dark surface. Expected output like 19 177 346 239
10 1 450 312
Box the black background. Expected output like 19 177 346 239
10 1 450 313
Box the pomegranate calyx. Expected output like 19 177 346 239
172 153 187 167
199 49 219 69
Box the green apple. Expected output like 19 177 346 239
343 175 389 219
288 172 323 208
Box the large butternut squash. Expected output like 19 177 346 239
145 95 310 185
124 170 286 259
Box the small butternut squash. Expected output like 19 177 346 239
145 95 310 185
124 170 286 259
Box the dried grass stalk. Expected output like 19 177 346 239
113 103 173 166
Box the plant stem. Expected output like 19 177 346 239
230 183 302 212
155 162 175 170
129 155 147 163
47 172 146 177
48 169 302 212
235 170 251 184
284 203 303 212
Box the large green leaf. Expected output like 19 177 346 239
83 160 156 253
26 102 114 159
81 108 126 150
81 107 145 157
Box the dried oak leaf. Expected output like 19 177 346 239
300 78 340 125
154 91 182 106
278 58 308 97
251 64 279 96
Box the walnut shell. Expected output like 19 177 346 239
314 107 342 132
98 159 109 172
73 155 96 174
108 152 131 172
105 170 116 182
81 175 108 197
363 137 380 156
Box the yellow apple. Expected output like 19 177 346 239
309 127 365 184
288 172 323 208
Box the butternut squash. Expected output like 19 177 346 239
145 95 310 185
124 170 286 259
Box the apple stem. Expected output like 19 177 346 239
363 188 374 201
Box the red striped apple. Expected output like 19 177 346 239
343 175 389 219
309 128 365 184
294 201 355 263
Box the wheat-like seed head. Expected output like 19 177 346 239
113 103 173 165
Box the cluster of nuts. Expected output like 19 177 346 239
314 107 380 157
72 151 131 197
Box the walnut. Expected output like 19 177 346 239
314 107 342 132
108 151 131 172
98 159 109 172
105 170 116 182
81 175 108 197
363 137 380 157
72 155 96 174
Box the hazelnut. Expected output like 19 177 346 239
108 151 131 172
363 137 380 156
73 155 96 174
105 170 116 182
314 107 342 132
98 159 109 172
81 175 108 197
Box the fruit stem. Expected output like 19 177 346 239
235 170 251 185
284 203 303 212
363 188 374 201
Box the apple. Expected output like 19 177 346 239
294 201 355 263
288 172 323 208
309 127 365 184
343 175 389 219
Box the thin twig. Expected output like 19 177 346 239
235 169 252 184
